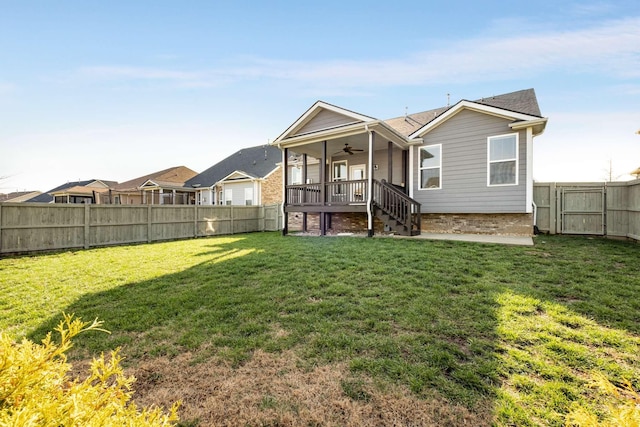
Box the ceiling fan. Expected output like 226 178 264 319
335 143 364 155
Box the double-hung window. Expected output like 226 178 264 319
419 144 442 189
488 134 518 186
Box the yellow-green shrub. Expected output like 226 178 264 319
0 314 179 426
566 372 640 427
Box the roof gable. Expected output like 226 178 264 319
113 166 198 191
185 145 281 188
385 88 545 139
275 101 376 142
406 89 545 139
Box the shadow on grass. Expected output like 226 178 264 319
28 233 640 425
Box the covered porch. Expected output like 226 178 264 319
277 118 422 236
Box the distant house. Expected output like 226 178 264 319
185 145 282 206
26 180 117 204
0 191 42 203
272 88 547 236
110 166 198 205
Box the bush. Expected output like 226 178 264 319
566 372 640 427
0 314 179 426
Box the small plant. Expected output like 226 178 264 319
0 313 179 426
566 372 640 427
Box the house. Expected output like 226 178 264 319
185 145 282 206
272 88 547 236
0 191 42 203
110 166 198 205
26 180 117 204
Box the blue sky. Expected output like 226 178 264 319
1 0 639 192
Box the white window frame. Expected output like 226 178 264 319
487 133 519 187
225 188 233 205
419 144 442 190
244 187 253 206
290 165 302 185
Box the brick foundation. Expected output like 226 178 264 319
287 211 533 236
287 212 387 234
421 213 533 236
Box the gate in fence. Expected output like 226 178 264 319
559 187 606 235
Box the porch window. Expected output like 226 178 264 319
291 166 302 185
419 144 441 189
488 134 518 186
332 160 347 195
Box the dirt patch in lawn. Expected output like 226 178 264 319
122 349 493 426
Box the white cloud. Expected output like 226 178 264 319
75 17 640 91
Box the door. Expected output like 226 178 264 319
350 164 366 201
559 187 605 235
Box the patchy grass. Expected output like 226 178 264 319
1 233 639 426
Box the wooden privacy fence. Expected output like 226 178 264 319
533 181 640 241
0 203 283 255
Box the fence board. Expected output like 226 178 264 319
534 181 639 241
0 203 283 255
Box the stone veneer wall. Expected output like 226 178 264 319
287 211 533 236
261 166 283 205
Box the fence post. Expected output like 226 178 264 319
549 182 556 234
147 205 152 243
84 204 90 249
230 205 234 235
260 205 265 232
194 205 198 238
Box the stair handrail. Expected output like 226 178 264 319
372 179 421 233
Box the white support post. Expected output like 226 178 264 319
367 130 375 237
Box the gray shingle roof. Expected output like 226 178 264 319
385 88 542 136
25 179 118 203
185 145 281 188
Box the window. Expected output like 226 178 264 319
218 190 223 205
419 144 441 189
225 189 232 205
291 166 302 185
488 134 518 186
332 160 347 195
244 187 253 206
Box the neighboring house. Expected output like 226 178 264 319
272 88 547 236
185 145 282 206
0 191 42 203
110 166 198 205
26 180 117 204
631 167 640 179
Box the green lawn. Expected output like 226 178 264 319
1 232 639 425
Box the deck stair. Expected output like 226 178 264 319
372 179 421 236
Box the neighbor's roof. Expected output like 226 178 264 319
185 145 281 188
25 179 117 203
0 191 42 203
113 166 198 192
385 88 542 137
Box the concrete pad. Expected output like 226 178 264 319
403 232 534 246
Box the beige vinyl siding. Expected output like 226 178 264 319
295 109 358 136
413 109 527 213
225 181 257 206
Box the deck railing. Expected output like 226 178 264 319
372 179 421 234
286 180 367 205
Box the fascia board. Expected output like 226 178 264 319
409 101 542 139
509 117 548 136
219 170 256 182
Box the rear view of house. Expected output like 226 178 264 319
273 88 547 236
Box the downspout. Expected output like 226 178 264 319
366 125 374 237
